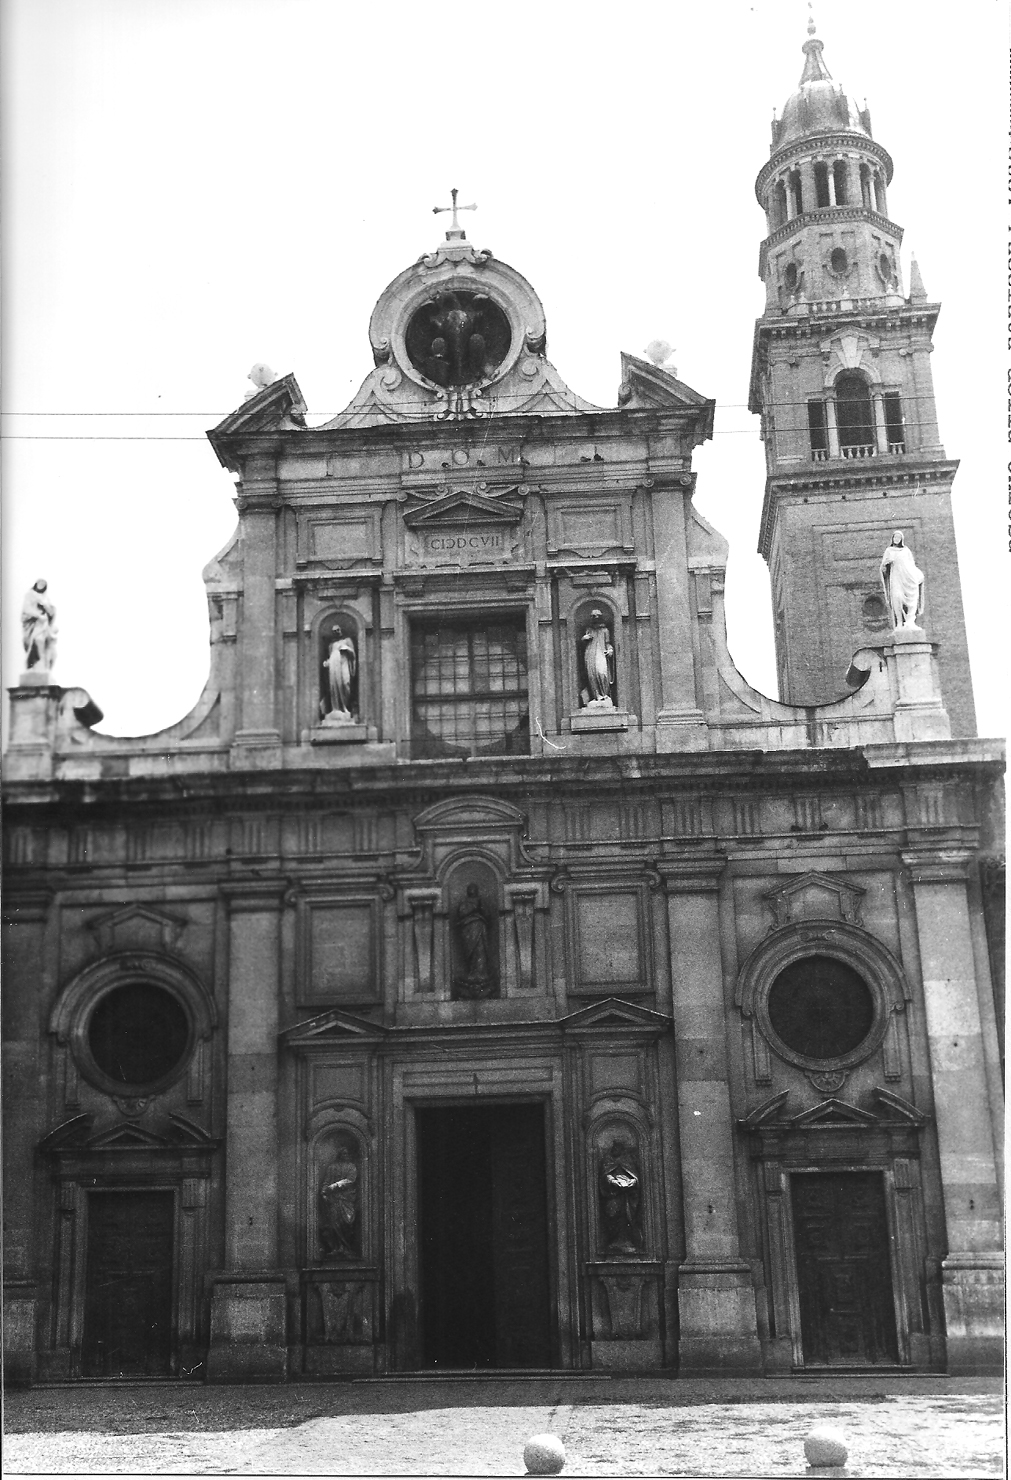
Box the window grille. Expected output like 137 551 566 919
410 618 530 759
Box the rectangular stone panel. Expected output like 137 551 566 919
310 1064 366 1107
590 1054 641 1094
299 898 379 1004
572 889 645 991
309 519 373 561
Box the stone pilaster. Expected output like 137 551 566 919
232 461 282 758
903 847 1004 1375
2 889 52 1385
206 881 287 1382
652 484 706 749
661 859 761 1374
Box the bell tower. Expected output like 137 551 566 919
749 21 976 734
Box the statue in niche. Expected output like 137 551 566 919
879 531 924 630
321 626 357 724
580 608 615 709
453 883 496 999
406 290 510 388
318 1142 360 1260
598 1136 644 1254
22 579 57 671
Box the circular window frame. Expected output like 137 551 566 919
51 950 216 1100
736 922 908 1075
828 246 850 276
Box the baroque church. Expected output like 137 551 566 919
3 25 1003 1384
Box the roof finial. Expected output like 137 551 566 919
799 2 831 84
433 187 477 243
807 0 816 36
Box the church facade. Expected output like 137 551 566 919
3 29 1003 1385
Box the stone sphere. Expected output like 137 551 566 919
804 1425 848 1467
523 1433 566 1475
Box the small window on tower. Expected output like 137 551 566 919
807 400 828 461
836 373 875 456
883 392 905 453
830 247 849 275
784 262 799 292
814 163 831 209
832 160 849 206
878 252 894 284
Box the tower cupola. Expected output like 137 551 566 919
755 21 902 316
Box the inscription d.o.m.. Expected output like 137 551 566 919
406 445 520 471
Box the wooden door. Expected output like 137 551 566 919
81 1190 175 1377
417 1104 551 1368
791 1172 899 1366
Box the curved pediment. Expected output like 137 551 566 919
412 796 527 834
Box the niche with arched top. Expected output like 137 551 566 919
318 611 360 726
591 1117 647 1258
573 600 619 711
446 859 501 1001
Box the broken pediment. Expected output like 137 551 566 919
403 487 524 528
86 902 187 955
740 1090 927 1132
40 1111 217 1154
207 373 307 469
616 352 715 429
560 997 672 1037
764 871 865 929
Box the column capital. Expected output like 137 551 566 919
901 847 973 884
655 855 727 893
220 878 290 913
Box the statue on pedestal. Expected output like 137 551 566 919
321 627 357 724
880 531 924 630
580 608 615 709
453 883 496 999
599 1137 644 1254
21 580 57 672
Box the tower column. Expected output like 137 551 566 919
661 860 762 1375
872 389 889 453
826 160 836 206
825 395 840 457
902 848 1003 1374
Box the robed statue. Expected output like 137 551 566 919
22 579 57 672
880 531 924 630
319 1145 360 1260
322 627 357 723
580 608 615 708
599 1137 644 1254
453 883 496 999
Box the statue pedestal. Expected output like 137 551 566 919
569 708 632 733
309 722 375 745
884 630 951 742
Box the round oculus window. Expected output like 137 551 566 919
767 955 875 1060
862 592 888 623
405 290 511 388
878 252 893 282
830 247 849 274
88 982 190 1087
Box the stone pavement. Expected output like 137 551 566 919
4 1374 1004 1478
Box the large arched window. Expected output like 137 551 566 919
835 373 875 457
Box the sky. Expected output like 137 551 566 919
2 0 1007 740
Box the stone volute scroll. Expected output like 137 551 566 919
22 579 57 675
318 1133 361 1261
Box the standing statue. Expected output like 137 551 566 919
598 1137 644 1254
321 627 357 723
453 883 496 999
580 608 615 708
319 1144 360 1260
880 531 924 630
21 579 57 672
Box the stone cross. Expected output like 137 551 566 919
433 187 477 240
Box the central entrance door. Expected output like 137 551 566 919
81 1190 175 1377
792 1171 899 1366
417 1102 552 1369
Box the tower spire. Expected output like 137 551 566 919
799 4 832 84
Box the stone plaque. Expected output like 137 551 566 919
410 524 516 566
574 890 642 988
301 900 378 1003
307 517 376 564
310 1064 366 1107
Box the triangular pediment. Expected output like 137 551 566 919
617 353 715 425
764 871 865 927
40 1112 218 1154
282 1007 385 1048
560 997 672 1034
741 1089 928 1133
404 488 523 528
87 902 187 953
791 1097 879 1126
